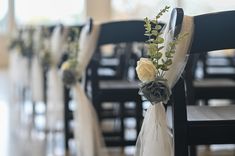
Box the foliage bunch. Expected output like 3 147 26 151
61 27 80 86
66 28 80 69
144 6 187 78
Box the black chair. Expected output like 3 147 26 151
168 8 235 156
86 20 164 147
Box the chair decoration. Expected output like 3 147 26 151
38 28 52 68
9 28 34 96
30 27 45 103
60 22 109 156
46 25 66 130
135 7 194 156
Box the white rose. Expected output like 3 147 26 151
136 58 156 83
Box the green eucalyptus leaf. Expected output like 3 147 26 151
144 33 151 37
156 64 162 69
165 59 172 66
158 46 164 51
151 30 158 36
155 25 162 30
161 65 169 71
148 44 157 52
151 20 157 24
165 51 173 58
142 6 187 77
157 37 164 43
156 52 162 59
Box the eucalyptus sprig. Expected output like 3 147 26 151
61 27 81 86
67 28 80 59
144 6 186 78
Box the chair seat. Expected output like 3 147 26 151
100 108 137 119
188 105 235 145
194 78 235 87
187 105 235 121
167 105 235 145
207 67 235 74
193 79 235 99
100 58 119 67
167 105 235 127
99 80 140 90
96 80 140 102
207 57 234 66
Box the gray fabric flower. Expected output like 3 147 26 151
139 78 170 104
62 69 78 86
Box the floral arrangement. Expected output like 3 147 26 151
8 30 23 52
61 28 80 86
136 6 186 103
38 28 52 67
8 28 34 58
39 42 51 67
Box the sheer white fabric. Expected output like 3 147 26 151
30 27 44 102
31 56 44 102
135 16 194 156
50 25 66 65
72 23 109 156
46 25 66 130
46 67 64 129
9 49 24 104
9 50 30 89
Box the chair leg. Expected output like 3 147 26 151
136 96 143 133
120 102 125 146
189 146 197 156
174 142 188 156
63 86 71 155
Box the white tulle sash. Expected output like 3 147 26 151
73 83 108 156
31 56 44 102
46 67 64 130
71 22 110 156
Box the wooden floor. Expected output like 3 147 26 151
1 69 235 156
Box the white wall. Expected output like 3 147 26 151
0 35 8 68
86 0 111 22
0 0 15 68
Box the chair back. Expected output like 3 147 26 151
191 11 235 53
88 20 164 96
96 20 149 46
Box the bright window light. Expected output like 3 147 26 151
15 0 85 25
0 0 8 21
111 0 173 20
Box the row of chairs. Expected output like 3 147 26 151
9 8 235 156
9 20 154 154
63 20 164 150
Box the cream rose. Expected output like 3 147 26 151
136 58 156 83
61 61 70 71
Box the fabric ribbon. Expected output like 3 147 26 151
46 67 64 130
46 25 66 130
72 22 109 156
31 56 44 102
